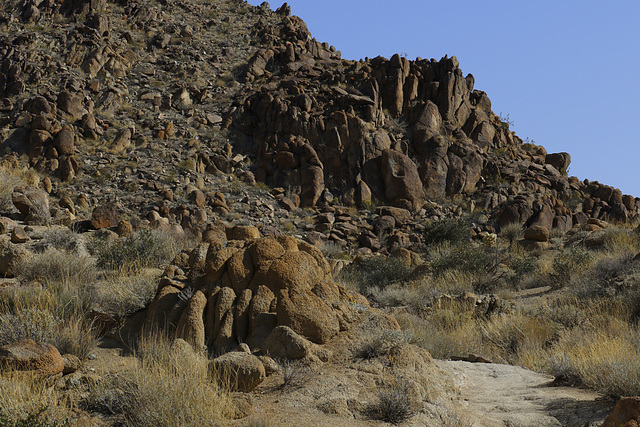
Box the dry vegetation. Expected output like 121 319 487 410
0 225 205 425
339 217 640 399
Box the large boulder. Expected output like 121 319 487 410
209 352 265 392
0 339 64 377
380 149 424 211
90 203 119 229
12 186 50 225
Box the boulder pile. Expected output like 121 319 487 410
138 228 368 355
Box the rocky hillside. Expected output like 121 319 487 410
0 0 636 248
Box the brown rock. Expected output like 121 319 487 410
91 203 118 229
602 396 640 427
262 325 315 360
175 290 207 351
0 235 32 277
0 339 64 377
380 149 424 210
10 227 29 243
12 186 50 225
62 353 81 374
276 289 340 344
226 225 260 242
54 125 75 156
190 189 206 208
523 225 549 242
209 352 265 392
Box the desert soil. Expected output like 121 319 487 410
438 359 614 427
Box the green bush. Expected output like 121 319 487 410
429 244 493 277
339 257 411 293
551 247 593 287
423 218 470 246
92 229 181 271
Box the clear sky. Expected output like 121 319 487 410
247 0 640 197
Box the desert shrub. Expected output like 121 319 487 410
573 253 640 298
0 309 96 360
480 312 557 361
339 256 411 293
550 246 594 287
546 331 640 398
500 222 523 250
277 360 313 390
0 374 72 425
86 271 158 317
374 376 417 424
18 248 97 289
34 227 86 255
318 242 351 260
396 311 482 359
84 332 231 426
92 229 181 271
429 243 493 277
354 330 408 360
423 217 470 246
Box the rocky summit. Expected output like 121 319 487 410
0 0 637 426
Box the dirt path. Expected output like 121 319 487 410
437 360 614 427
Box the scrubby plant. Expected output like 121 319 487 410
18 248 97 289
423 217 470 246
354 330 408 360
277 360 313 390
92 229 182 272
500 222 523 252
374 376 418 424
550 246 594 287
339 256 412 294
429 243 493 278
84 332 231 425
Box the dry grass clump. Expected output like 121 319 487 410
339 256 412 295
84 332 232 426
18 248 98 289
373 375 419 425
91 228 183 272
86 269 159 318
0 373 72 425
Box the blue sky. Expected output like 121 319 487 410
247 1 640 197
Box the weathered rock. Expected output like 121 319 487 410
10 226 29 243
0 235 32 276
0 339 64 377
209 352 265 392
175 290 207 351
602 396 640 427
380 149 424 211
12 186 50 225
91 203 118 229
226 225 260 241
276 289 340 344
262 325 315 360
523 225 549 242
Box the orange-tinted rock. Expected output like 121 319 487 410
0 339 64 377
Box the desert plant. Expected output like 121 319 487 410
18 248 97 289
428 243 493 278
84 332 231 426
85 270 159 317
374 376 418 424
550 247 594 287
92 229 182 272
423 217 470 246
339 256 411 294
277 360 313 390
354 330 408 360
500 222 523 252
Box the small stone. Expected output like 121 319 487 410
10 227 29 243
